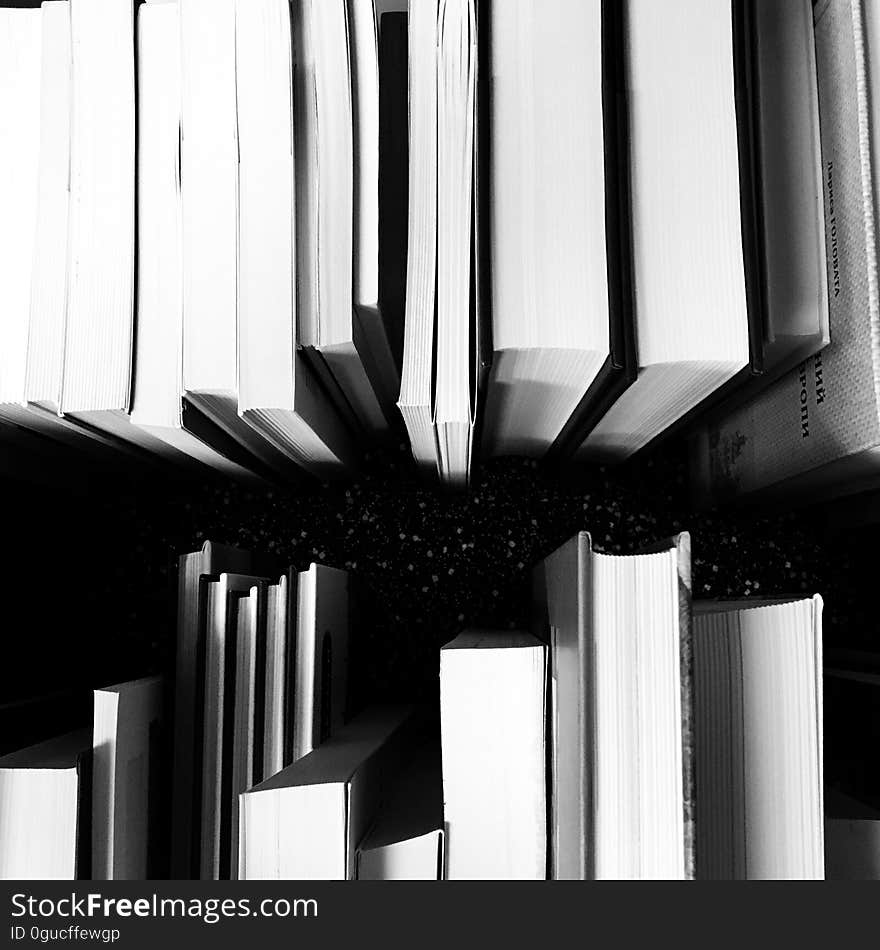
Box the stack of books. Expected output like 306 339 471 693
0 531 834 880
234 533 828 881
0 677 164 880
171 543 353 880
693 0 880 507
0 540 357 880
401 0 830 485
5 0 867 499
0 0 407 484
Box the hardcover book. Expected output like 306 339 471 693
571 0 827 464
693 597 824 879
532 533 694 880
693 0 880 504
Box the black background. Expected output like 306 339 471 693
1 433 875 761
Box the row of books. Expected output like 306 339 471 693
240 534 828 880
692 0 880 506
6 530 879 880
0 542 355 880
406 0 829 486
407 0 880 502
0 0 407 485
3 0 871 501
170 544 353 880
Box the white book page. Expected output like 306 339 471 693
180 0 238 396
63 0 136 413
0 10 41 405
26 2 71 410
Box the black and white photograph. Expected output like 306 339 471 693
1 0 879 912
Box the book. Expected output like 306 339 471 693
693 596 824 879
0 5 106 457
0 5 46 420
129 1 265 482
57 0 182 459
0 3 168 469
293 0 398 439
92 675 165 880
262 570 297 779
228 582 270 879
170 541 251 878
200 572 268 880
483 0 635 460
398 0 481 486
177 0 308 484
24 0 69 417
440 630 547 880
356 739 444 880
693 0 879 504
571 0 827 464
0 729 91 880
291 563 351 761
234 0 357 479
239 705 417 880
532 533 694 880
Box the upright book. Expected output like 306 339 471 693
59 0 184 459
177 0 307 483
694 0 880 505
398 0 482 486
483 0 635 459
130 0 265 482
0 730 92 880
0 4 113 458
293 0 398 439
170 542 252 878
567 0 827 464
291 563 351 761
234 0 357 478
240 706 417 880
0 6 42 426
228 581 271 879
693 597 824 879
262 570 297 779
92 676 165 880
532 533 694 880
440 631 547 880
24 1 69 419
200 572 268 880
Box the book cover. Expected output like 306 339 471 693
693 0 880 503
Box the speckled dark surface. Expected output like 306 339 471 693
2 436 874 713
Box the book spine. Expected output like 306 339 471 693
675 533 696 880
692 0 880 504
